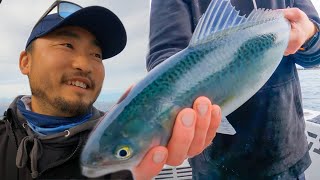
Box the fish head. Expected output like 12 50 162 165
81 136 141 177
81 103 158 177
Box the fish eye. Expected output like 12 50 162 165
115 146 132 160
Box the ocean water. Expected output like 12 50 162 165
298 69 320 111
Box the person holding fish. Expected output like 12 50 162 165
147 0 320 179
0 1 222 180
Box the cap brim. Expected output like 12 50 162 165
55 6 127 59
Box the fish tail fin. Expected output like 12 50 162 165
189 0 286 47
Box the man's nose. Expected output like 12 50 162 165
71 55 93 73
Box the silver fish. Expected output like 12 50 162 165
81 0 290 177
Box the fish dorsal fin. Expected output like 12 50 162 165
190 0 283 46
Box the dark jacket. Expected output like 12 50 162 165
147 0 320 179
0 96 133 179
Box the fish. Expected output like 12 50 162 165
81 0 290 177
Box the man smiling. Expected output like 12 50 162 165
0 1 221 179
22 26 105 118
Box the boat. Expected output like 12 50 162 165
304 109 320 180
154 109 320 180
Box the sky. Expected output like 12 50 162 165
0 0 319 103
0 0 150 103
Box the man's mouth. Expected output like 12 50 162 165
67 80 88 89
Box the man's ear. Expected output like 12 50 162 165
19 50 31 75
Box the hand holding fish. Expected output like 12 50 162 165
282 8 318 56
133 96 221 180
115 86 221 179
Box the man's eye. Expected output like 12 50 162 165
62 43 73 49
94 53 102 59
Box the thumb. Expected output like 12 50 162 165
117 84 135 104
133 146 168 180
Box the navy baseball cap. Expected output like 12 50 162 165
26 5 127 59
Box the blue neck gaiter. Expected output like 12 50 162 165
17 98 93 136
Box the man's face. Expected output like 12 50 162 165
21 26 105 117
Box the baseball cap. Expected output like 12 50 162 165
26 1 127 59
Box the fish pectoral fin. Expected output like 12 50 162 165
216 116 236 135
189 0 284 47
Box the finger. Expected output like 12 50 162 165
204 104 221 147
117 84 135 104
283 51 290 56
285 21 304 55
285 31 304 55
133 146 168 180
166 108 196 166
187 96 212 157
282 8 303 22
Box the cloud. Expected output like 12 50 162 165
0 82 31 99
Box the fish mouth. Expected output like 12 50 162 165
81 164 133 178
82 165 116 178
